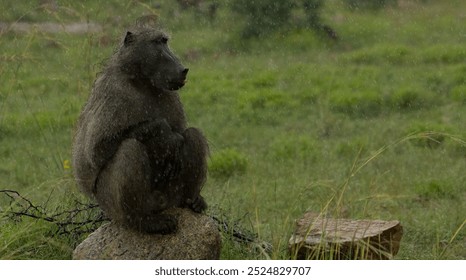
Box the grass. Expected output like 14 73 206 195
0 0 465 259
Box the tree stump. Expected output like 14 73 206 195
73 208 221 260
289 212 403 260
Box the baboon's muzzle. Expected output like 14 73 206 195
169 67 189 90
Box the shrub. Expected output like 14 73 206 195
229 0 327 38
302 0 325 29
209 148 248 178
230 0 293 38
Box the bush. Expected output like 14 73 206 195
229 0 327 38
209 148 248 178
230 0 293 38
302 0 325 29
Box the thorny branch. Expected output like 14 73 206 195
0 189 108 238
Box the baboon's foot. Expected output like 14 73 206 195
186 195 207 213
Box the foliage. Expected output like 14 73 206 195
229 0 291 38
208 148 248 178
229 0 327 38
302 0 325 29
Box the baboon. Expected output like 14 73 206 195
72 25 208 234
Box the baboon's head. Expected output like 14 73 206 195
118 28 188 91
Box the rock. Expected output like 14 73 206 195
289 212 403 260
73 208 221 260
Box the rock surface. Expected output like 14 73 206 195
73 208 221 260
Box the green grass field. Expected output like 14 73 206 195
0 0 465 259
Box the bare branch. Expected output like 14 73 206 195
0 189 108 239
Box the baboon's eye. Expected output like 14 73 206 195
154 37 168 44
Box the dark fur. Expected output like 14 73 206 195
72 26 208 234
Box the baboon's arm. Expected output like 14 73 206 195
90 132 125 169
89 119 180 170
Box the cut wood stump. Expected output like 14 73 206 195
289 212 403 260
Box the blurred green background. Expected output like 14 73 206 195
0 0 465 259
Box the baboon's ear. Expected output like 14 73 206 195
124 31 135 46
